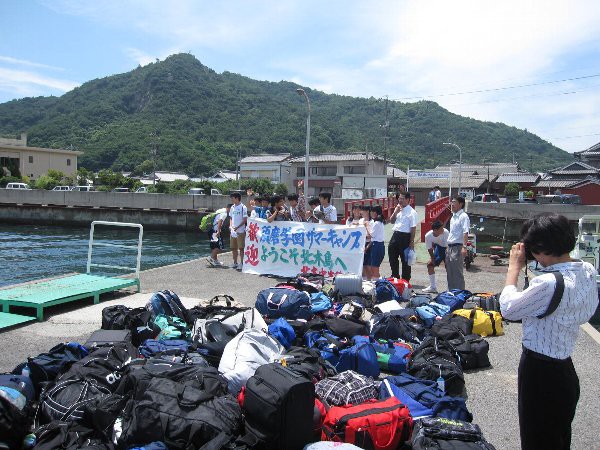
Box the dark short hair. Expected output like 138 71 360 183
453 196 465 207
270 195 282 206
434 186 440 189
230 192 241 200
308 197 321 207
287 193 299 201
255 196 263 203
521 213 575 259
431 220 443 230
319 192 332 202
351 204 361 210
360 205 371 212
371 205 384 222
402 192 411 200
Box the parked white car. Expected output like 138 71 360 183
135 187 148 193
71 185 96 192
188 188 205 195
6 182 31 190
52 185 71 191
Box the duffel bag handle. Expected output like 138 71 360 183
365 414 399 448
177 384 213 407
209 295 235 307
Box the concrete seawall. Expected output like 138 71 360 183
467 202 599 220
0 204 205 230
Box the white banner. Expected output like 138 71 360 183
242 218 366 277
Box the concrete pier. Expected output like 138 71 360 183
1 253 598 448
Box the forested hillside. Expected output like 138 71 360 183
0 53 572 175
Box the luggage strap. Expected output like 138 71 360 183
537 272 565 319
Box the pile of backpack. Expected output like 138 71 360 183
0 279 505 450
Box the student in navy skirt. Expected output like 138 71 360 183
364 206 386 280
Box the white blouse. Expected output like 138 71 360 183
499 260 598 359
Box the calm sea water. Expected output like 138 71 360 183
0 224 211 288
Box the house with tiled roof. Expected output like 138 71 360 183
494 172 540 193
532 156 600 204
239 153 293 186
574 141 600 169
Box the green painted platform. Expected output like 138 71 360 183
0 312 36 330
0 273 139 321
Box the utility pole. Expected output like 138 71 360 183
236 147 240 191
382 96 389 173
149 130 160 186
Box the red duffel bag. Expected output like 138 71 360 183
321 396 413 449
387 277 412 300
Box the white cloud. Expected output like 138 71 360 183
0 67 78 97
0 56 64 71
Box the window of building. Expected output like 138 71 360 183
310 166 337 177
67 159 71 166
28 156 33 164
344 165 365 174
297 167 305 177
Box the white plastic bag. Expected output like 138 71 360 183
404 248 416 266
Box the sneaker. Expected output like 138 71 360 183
230 263 239 269
236 263 243 271
214 259 224 267
422 286 438 294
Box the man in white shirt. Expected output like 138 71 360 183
423 220 449 293
388 192 418 280
312 192 337 224
228 192 248 270
434 186 442 200
446 196 470 290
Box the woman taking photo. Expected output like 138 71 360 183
499 214 598 450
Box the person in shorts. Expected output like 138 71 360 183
207 204 231 267
423 220 449 293
229 192 248 270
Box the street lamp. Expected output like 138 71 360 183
443 142 462 195
296 88 311 196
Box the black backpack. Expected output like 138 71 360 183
57 343 137 392
431 315 473 341
81 393 130 440
32 421 115 450
243 363 315 450
118 377 242 449
411 417 497 450
12 343 89 394
37 377 112 425
115 358 228 401
449 334 491 371
281 346 337 382
325 316 369 339
407 336 466 398
371 313 425 345
0 395 30 450
101 306 154 346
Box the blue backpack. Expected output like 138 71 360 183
375 278 401 303
138 339 190 358
380 373 472 422
433 290 473 312
305 331 380 378
415 302 451 328
310 292 332 314
268 318 296 349
147 290 190 324
256 287 312 320
369 338 413 374
129 443 168 450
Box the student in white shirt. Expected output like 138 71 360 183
228 192 247 270
445 196 470 290
360 206 372 279
312 192 337 224
364 206 386 280
345 204 363 227
388 192 418 281
499 214 598 450
423 220 449 293
207 205 230 267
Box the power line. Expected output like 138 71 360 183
393 73 600 101
551 132 600 140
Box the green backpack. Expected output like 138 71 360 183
153 314 191 340
199 212 217 232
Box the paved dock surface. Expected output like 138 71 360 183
1 252 599 449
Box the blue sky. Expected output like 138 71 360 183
1 0 600 155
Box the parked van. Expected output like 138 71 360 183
135 186 148 193
472 193 500 203
113 187 130 193
52 186 71 191
188 188 205 195
538 194 581 204
71 185 96 192
210 188 222 195
5 182 30 190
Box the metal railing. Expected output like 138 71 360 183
421 196 451 240
343 195 415 221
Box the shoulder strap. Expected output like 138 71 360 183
537 272 565 319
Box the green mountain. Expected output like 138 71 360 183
0 53 572 175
